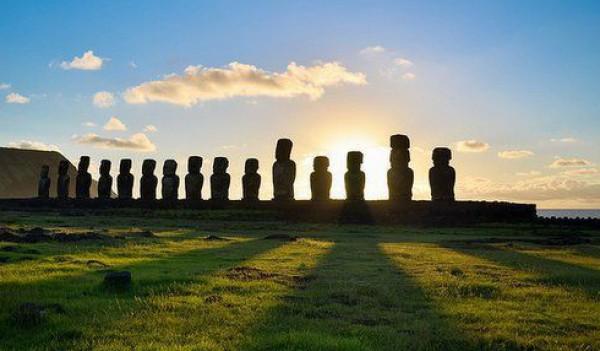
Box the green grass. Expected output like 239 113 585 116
0 210 599 350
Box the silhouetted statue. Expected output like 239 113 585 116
242 158 261 201
162 159 179 201
57 160 70 199
388 134 414 201
75 156 92 199
38 165 50 199
272 138 296 200
117 159 134 200
140 159 158 200
345 151 365 201
98 160 113 199
310 156 332 201
185 156 203 200
429 147 455 201
211 157 230 200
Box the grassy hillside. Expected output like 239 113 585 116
0 211 599 350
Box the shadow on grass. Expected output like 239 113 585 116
0 236 284 350
239 238 476 351
444 243 600 300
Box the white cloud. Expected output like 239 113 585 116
516 170 541 177
74 132 156 152
60 50 104 70
129 61 138 69
359 46 386 55
7 140 60 152
401 72 416 80
456 140 489 153
82 121 97 128
498 150 534 159
549 158 592 168
551 137 577 143
5 92 30 104
0 83 10 90
562 168 598 176
143 125 158 133
104 116 127 131
123 61 367 107
93 91 115 108
393 57 413 67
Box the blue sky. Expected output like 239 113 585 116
1 1 599 207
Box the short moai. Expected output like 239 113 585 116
117 159 134 200
161 159 179 201
387 134 414 201
75 156 92 199
429 147 456 201
97 160 113 199
38 165 51 199
56 160 70 199
210 157 230 200
310 156 332 201
185 156 203 200
345 151 365 201
242 158 261 201
140 159 158 200
272 138 296 200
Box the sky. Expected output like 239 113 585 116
1 0 599 208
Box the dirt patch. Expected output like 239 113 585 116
263 234 298 241
204 295 223 304
86 259 109 268
225 266 278 281
204 235 227 241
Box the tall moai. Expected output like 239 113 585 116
345 151 365 200
97 160 113 199
117 159 134 200
140 159 158 200
388 134 414 202
56 160 70 199
161 159 179 201
185 156 203 200
429 147 456 201
38 165 51 199
211 157 230 200
272 138 296 200
242 158 261 201
310 156 332 201
75 156 92 199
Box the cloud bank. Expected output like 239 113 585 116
104 117 127 131
61 50 104 70
93 91 115 108
5 93 30 104
549 158 592 168
74 133 155 152
123 61 366 107
498 150 534 159
8 140 60 152
456 140 489 153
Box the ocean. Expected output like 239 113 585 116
537 209 600 219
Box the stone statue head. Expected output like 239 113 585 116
390 134 410 149
188 156 202 174
142 159 156 176
58 160 69 176
100 160 111 176
313 156 329 171
275 138 293 161
120 159 132 174
78 156 90 172
40 165 49 178
213 157 229 174
432 147 452 166
390 148 410 166
347 151 363 172
163 159 177 176
245 158 259 174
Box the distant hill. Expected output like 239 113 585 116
0 147 101 198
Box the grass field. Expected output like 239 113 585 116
1 210 599 350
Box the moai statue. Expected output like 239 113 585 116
97 160 113 199
117 159 134 200
161 159 179 201
211 157 230 200
242 158 261 201
429 147 456 201
75 156 92 199
38 165 51 199
345 151 365 201
140 159 158 200
56 160 70 199
310 156 332 201
185 156 204 200
272 138 296 200
388 134 414 201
